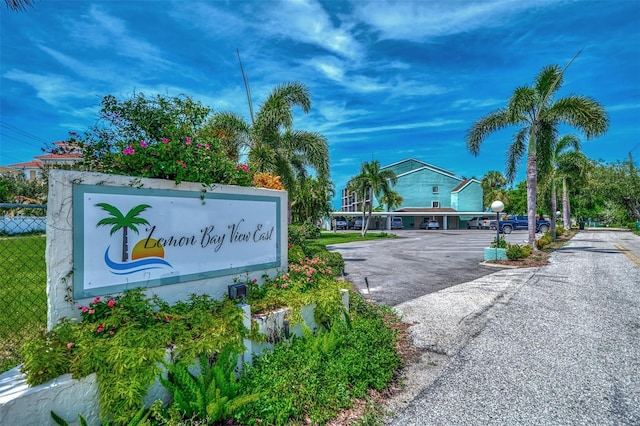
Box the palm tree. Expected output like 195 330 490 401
481 171 508 209
556 148 593 227
4 0 34 11
96 203 151 262
209 82 330 191
539 134 586 239
347 161 398 236
290 177 335 225
466 58 608 246
379 190 403 230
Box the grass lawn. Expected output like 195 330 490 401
315 230 397 246
0 234 47 373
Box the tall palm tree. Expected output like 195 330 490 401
96 203 151 262
466 58 608 246
481 170 508 209
379 190 403 230
556 149 593 227
209 82 330 191
539 134 584 239
347 161 398 237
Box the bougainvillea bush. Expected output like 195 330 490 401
59 93 255 186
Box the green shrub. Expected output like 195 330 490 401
234 293 400 425
288 221 320 247
490 236 507 248
158 348 261 423
556 225 565 237
535 232 553 250
506 244 526 260
20 289 246 424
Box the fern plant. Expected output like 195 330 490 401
159 348 261 423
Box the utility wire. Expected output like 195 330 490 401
0 132 46 150
1 121 49 144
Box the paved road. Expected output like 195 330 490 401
328 229 534 306
384 230 640 425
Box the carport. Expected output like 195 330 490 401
330 209 490 230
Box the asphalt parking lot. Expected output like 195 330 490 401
327 229 532 306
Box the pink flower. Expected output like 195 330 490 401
96 324 104 333
185 137 192 145
197 143 202 148
88 309 95 314
281 283 288 288
123 146 135 155
67 342 74 349
107 299 115 308
140 140 148 148
162 138 170 144
253 278 257 283
205 144 210 150
93 297 101 304
109 330 115 335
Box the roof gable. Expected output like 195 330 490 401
451 178 481 193
382 158 459 180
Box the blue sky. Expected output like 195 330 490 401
1 0 639 208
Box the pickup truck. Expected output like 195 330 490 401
490 215 550 234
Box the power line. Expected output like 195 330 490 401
0 121 50 145
0 132 47 150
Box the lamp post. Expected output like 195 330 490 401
491 200 505 258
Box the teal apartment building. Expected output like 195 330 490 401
340 158 485 230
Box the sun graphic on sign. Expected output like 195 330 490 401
131 239 165 260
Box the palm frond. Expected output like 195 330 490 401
505 127 528 182
96 203 124 219
549 96 609 138
124 204 151 220
466 108 513 155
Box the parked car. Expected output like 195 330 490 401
391 216 404 229
352 217 365 230
490 215 550 234
420 219 440 230
467 216 491 229
332 217 348 230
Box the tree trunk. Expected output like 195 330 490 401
562 177 570 229
550 179 557 240
122 227 129 262
526 150 537 248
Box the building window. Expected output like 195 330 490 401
432 201 440 208
432 186 439 194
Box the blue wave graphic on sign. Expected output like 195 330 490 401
104 246 172 275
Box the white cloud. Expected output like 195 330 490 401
606 102 640 112
451 97 505 111
354 0 538 41
327 118 463 137
3 70 93 107
37 45 112 82
261 0 363 59
70 5 170 68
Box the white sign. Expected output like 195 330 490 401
73 184 282 298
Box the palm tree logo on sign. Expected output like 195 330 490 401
95 203 172 275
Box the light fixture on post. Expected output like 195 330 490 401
491 200 505 258
228 283 248 304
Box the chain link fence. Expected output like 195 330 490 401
0 203 47 373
